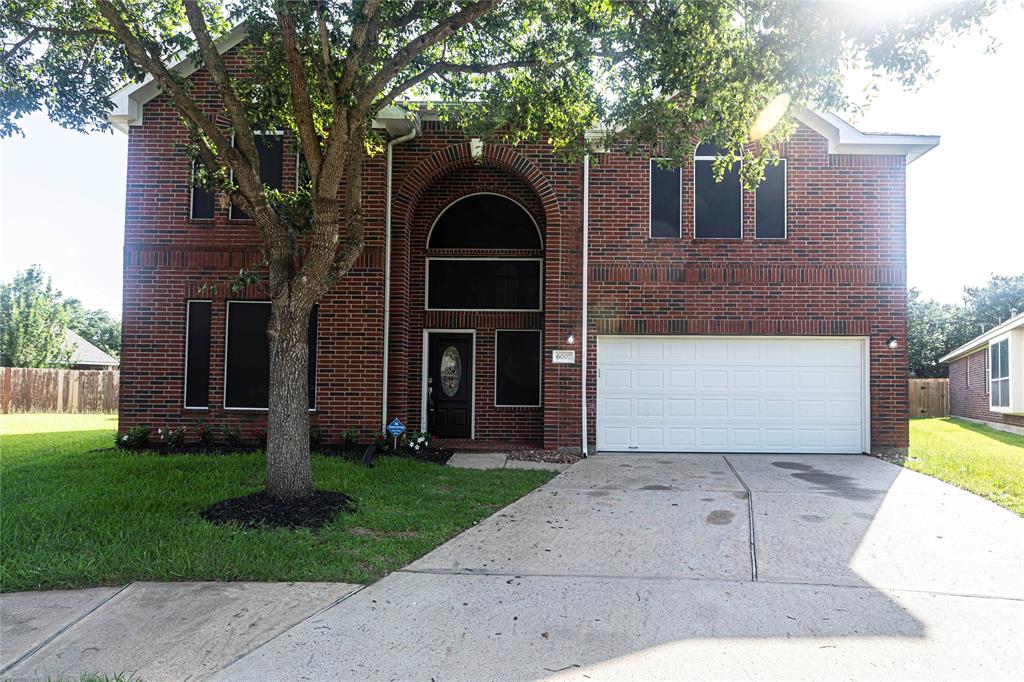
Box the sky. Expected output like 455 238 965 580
1 3 1023 318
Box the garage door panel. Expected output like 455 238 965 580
597 336 866 454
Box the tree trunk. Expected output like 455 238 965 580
265 297 313 500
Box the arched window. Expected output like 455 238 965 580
428 193 541 250
426 193 543 311
694 143 742 239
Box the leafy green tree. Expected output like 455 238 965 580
64 298 121 357
1 0 998 499
0 266 73 368
908 275 1024 377
962 274 1024 333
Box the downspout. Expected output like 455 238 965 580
382 122 420 431
581 152 590 457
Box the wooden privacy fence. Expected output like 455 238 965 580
1 367 119 414
908 378 949 418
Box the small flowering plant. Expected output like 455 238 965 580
401 430 432 454
115 425 150 449
163 426 187 448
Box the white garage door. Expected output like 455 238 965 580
596 336 868 454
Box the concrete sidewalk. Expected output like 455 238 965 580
1 582 360 681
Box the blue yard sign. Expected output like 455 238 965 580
387 418 406 437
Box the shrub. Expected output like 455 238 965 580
402 430 432 455
221 425 241 448
309 425 324 449
163 426 186 448
196 421 213 446
340 427 359 449
116 425 150 449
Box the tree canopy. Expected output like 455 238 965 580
0 266 121 368
908 274 1024 378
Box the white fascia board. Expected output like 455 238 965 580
793 108 940 163
105 23 248 132
939 313 1024 364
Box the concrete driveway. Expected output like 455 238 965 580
213 453 1024 681
4 454 1023 680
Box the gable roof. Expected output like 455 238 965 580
939 312 1024 364
63 329 119 367
105 30 939 163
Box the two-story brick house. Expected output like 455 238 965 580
108 36 937 457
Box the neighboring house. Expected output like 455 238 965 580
63 329 119 370
940 312 1024 436
107 35 938 456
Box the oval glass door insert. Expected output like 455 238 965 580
440 346 462 397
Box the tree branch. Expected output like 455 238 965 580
275 7 322 185
360 0 497 109
372 57 535 110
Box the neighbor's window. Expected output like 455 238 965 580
184 301 211 408
224 302 318 409
190 161 215 220
990 338 1010 408
650 160 681 238
495 330 541 406
427 259 542 311
755 159 786 239
230 132 285 220
694 143 742 239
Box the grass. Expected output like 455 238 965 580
0 413 554 592
908 417 1024 516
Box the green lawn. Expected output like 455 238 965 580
0 414 553 592
908 417 1024 516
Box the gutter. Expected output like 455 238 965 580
581 152 590 457
382 119 421 430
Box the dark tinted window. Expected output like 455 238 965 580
428 259 541 310
184 301 211 408
495 330 541 406
190 161 215 220
695 158 741 239
429 194 541 249
225 302 318 409
230 134 285 220
650 161 681 238
755 161 786 239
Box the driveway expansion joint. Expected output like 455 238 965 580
722 455 758 582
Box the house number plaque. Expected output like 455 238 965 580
552 350 576 364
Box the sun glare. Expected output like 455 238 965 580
749 93 791 141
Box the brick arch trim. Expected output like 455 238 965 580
393 142 561 236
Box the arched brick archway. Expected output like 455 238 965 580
387 142 572 451
393 142 562 239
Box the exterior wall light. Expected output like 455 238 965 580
567 333 576 345
886 336 898 350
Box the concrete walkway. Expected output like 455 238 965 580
4 454 1023 680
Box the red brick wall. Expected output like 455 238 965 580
584 126 910 453
948 350 1024 429
118 50 910 451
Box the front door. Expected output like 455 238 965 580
427 333 473 438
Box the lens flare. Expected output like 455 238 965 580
749 93 791 141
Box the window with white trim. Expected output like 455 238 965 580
230 132 285 220
224 302 318 409
755 159 786 239
990 338 1009 408
184 301 211 408
649 159 681 238
694 143 742 239
190 161 215 220
495 330 541 406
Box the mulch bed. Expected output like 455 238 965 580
110 444 454 465
506 449 582 464
201 490 356 530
